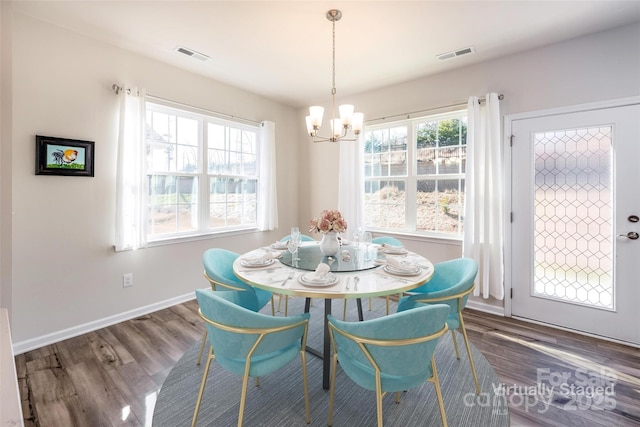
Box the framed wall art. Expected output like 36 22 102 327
35 135 95 177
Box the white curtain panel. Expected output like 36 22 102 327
114 87 147 251
338 134 365 235
464 93 504 299
257 121 278 231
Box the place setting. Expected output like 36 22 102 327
289 262 342 292
374 256 424 278
237 249 283 269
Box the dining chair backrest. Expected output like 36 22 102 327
328 303 449 392
195 289 310 377
406 257 478 311
280 234 315 242
202 248 253 291
371 236 403 246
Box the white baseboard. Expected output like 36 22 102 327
12 292 197 355
466 299 505 316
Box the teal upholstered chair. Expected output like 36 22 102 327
197 248 275 365
371 236 403 246
327 304 450 427
280 234 315 242
397 257 480 395
193 289 311 427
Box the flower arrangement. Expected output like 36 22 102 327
309 209 348 234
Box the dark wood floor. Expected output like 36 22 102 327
15 298 640 426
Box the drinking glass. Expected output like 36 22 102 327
291 226 300 241
287 237 299 268
363 231 373 261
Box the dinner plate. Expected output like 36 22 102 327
299 272 339 287
270 242 288 250
382 247 408 255
383 264 421 276
240 258 276 268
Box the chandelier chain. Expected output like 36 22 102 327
331 16 336 95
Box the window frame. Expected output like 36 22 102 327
363 109 467 239
145 100 261 244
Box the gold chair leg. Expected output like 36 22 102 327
450 329 460 359
277 294 283 312
395 391 401 404
300 351 311 424
196 329 208 365
431 357 448 427
369 297 373 311
328 353 339 426
343 299 348 321
375 375 384 427
459 314 481 395
192 348 214 427
284 295 289 317
238 371 250 427
385 296 389 315
270 296 275 316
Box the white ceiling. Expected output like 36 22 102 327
12 1 640 107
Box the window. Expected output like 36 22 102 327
145 102 259 241
363 110 467 237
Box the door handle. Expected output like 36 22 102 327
617 231 639 240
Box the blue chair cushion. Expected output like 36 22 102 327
202 248 273 310
196 289 309 377
328 303 449 393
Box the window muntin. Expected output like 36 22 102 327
364 111 466 237
145 102 259 241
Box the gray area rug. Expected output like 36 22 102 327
153 296 509 426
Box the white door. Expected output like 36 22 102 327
510 102 640 346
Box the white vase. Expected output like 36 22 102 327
319 231 340 256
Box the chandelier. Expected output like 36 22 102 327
305 9 364 143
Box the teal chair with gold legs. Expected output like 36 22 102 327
196 248 275 365
328 304 450 427
193 289 311 427
397 257 481 395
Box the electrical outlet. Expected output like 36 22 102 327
123 273 134 288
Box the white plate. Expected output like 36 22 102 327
383 247 408 255
270 242 288 250
240 258 276 268
383 264 421 276
299 272 339 287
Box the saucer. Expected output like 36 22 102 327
383 264 421 276
240 258 276 268
299 272 339 287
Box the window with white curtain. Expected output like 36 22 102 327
363 110 467 237
146 101 259 241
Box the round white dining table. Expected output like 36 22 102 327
233 241 434 389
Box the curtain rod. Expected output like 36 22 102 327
366 93 504 124
111 84 262 126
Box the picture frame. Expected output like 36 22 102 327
35 135 95 177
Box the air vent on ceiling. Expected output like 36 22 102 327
436 46 475 61
174 46 210 62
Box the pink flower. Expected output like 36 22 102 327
309 210 348 234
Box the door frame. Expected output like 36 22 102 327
503 96 640 321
